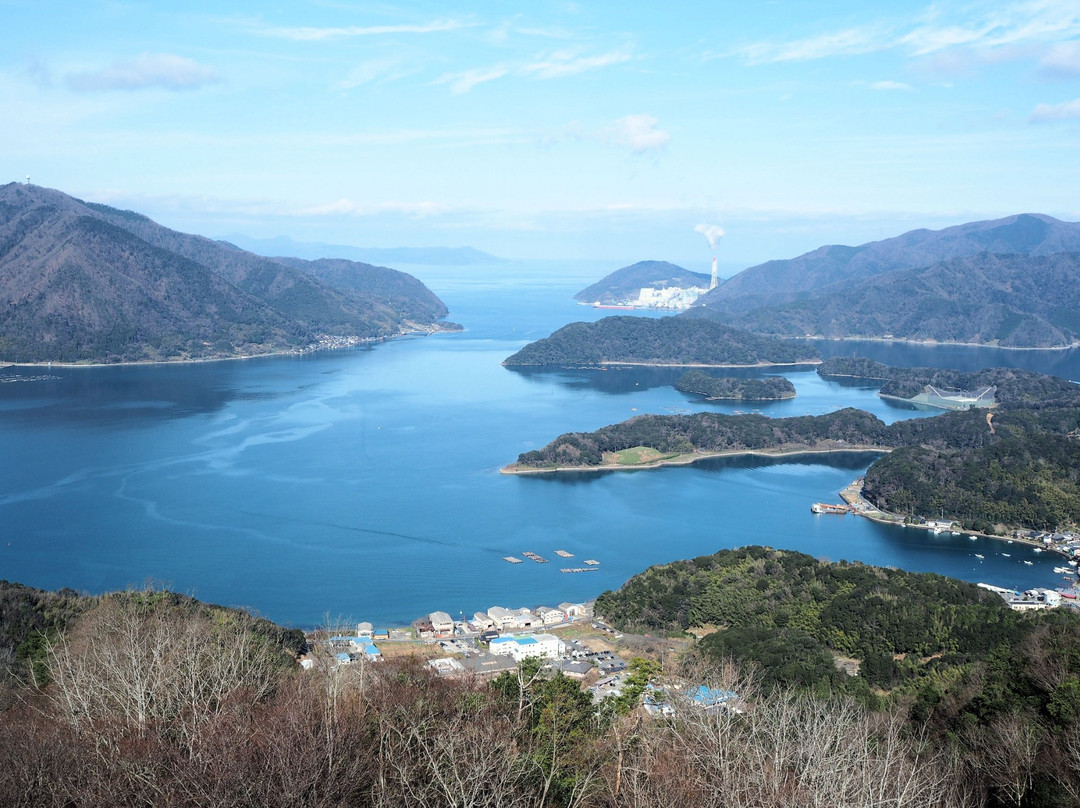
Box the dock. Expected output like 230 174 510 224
555 549 574 558
522 551 548 564
811 502 850 514
503 556 523 564
561 567 600 573
583 559 600 566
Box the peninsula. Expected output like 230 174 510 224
0 183 459 364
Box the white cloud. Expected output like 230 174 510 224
65 53 221 92
604 113 670 154
1029 97 1080 122
299 199 448 217
739 2 1080 66
523 47 632 79
250 19 469 41
433 66 510 94
869 80 914 91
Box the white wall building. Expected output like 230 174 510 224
488 633 565 662
429 611 454 634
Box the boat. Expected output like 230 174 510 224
811 503 849 514
1054 566 1072 574
974 554 984 559
1001 553 1011 557
1024 560 1033 566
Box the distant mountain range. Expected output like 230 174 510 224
688 213 1080 348
574 260 711 306
0 184 456 364
221 234 501 266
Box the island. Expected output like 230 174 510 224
505 365 1080 539
502 315 820 367
675 369 796 400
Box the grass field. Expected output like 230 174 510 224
607 446 680 465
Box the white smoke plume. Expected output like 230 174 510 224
694 223 725 250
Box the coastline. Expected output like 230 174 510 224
500 444 891 475
797 334 1080 352
0 325 458 370
838 479 1069 559
502 358 823 369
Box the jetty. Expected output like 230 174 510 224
811 502 850 514
503 556 523 564
522 551 548 564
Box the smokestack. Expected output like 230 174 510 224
710 258 718 290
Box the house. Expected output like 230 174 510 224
470 611 495 631
428 657 465 676
558 602 588 618
534 606 565 625
356 622 373 637
429 611 454 635
553 659 593 679
486 606 516 628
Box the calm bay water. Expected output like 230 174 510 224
3 260 1080 627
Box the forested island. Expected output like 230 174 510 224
502 315 820 367
675 369 795 400
507 366 1080 535
0 184 459 364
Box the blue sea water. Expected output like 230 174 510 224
2 260 1080 627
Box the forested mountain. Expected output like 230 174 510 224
502 315 819 366
724 252 1080 348
573 260 710 305
694 213 1080 315
0 184 455 363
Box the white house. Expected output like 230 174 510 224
470 611 495 631
534 606 565 625
488 633 565 662
558 602 588 618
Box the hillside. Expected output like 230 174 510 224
574 260 710 306
728 252 1080 348
693 213 1080 315
502 315 819 367
0 184 455 363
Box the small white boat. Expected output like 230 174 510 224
1001 553 1011 557
1023 560 1033 566
974 554 984 559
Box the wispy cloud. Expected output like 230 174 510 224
433 46 633 94
65 53 222 92
523 47 633 78
738 2 1080 65
433 66 511 94
336 58 419 90
249 19 470 41
869 80 914 91
300 199 447 217
1029 97 1080 122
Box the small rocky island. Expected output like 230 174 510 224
675 370 796 401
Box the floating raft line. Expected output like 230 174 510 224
522 551 548 563
503 556 523 564
561 567 600 573
555 550 574 558
583 559 600 566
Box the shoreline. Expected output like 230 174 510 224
838 479 1070 559
500 444 891 475
502 358 822 370
797 335 1080 352
0 326 457 371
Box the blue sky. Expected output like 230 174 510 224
3 1 1080 267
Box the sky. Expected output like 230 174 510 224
3 0 1080 268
